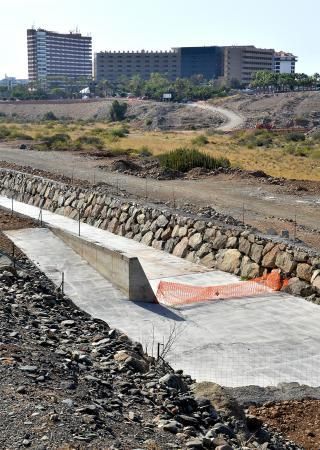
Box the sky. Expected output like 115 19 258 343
1 0 319 79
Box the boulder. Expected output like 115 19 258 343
107 217 119 233
275 251 297 273
240 256 261 279
212 234 228 250
141 231 154 246
171 224 180 238
282 277 313 297
178 226 188 238
201 253 216 268
196 243 212 258
296 263 313 282
173 237 189 258
312 272 320 292
238 237 251 256
215 249 242 273
165 239 176 253
262 244 280 268
226 236 238 248
159 373 187 392
250 243 264 264
189 233 203 250
161 228 172 241
193 220 206 232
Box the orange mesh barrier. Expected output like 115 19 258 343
156 271 287 306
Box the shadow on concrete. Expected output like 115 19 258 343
133 302 185 322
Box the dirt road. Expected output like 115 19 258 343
0 145 319 249
188 102 245 131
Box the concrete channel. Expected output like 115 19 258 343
1 195 320 387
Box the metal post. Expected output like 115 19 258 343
61 271 64 296
39 207 43 226
294 210 297 241
145 178 148 200
157 342 161 360
78 208 81 236
12 243 15 268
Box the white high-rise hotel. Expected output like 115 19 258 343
27 28 92 88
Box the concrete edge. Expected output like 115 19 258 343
51 227 157 303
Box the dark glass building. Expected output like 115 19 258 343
178 46 224 80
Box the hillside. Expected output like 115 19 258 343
216 91 320 129
0 99 223 130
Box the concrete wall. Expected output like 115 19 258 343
52 228 156 303
1 169 319 303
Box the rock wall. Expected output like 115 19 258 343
1 169 320 302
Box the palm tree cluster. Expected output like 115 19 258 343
251 71 320 92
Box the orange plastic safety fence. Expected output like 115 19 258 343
156 271 287 306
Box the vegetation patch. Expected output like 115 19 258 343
191 135 209 146
158 147 230 172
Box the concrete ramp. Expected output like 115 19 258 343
52 228 156 303
4 226 320 387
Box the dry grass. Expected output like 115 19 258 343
2 121 320 180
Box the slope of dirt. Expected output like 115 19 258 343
0 99 223 130
249 400 320 450
218 91 320 128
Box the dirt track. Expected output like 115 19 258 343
0 145 319 250
189 102 245 130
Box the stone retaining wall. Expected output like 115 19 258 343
1 169 320 302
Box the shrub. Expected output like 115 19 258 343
286 132 306 142
108 126 129 138
109 100 127 121
237 129 273 148
43 111 58 121
137 146 152 157
75 135 104 149
191 135 209 146
145 119 153 126
158 147 230 172
0 126 12 139
39 133 72 150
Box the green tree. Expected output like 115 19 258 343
109 100 127 121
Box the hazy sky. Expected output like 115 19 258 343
2 0 319 78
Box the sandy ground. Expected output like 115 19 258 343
0 145 319 250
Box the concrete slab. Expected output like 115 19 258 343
5 226 320 388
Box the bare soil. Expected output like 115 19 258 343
218 91 320 129
250 400 320 450
0 146 319 251
0 207 37 256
